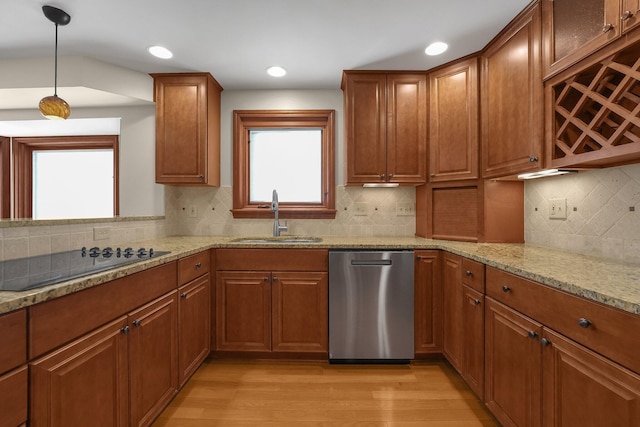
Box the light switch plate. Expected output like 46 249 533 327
549 198 567 219
396 202 414 216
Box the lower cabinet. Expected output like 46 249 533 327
178 273 211 387
215 270 328 356
442 253 463 370
485 297 640 427
30 291 178 427
0 366 28 427
414 250 442 356
461 284 484 398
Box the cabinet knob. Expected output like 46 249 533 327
180 292 187 299
388 173 393 179
578 318 592 328
527 330 538 339
121 326 130 334
198 175 204 180
602 23 614 33
430 173 436 177
273 276 278 281
502 285 511 293
465 270 473 277
621 10 634 20
380 173 385 180
132 320 141 327
474 299 481 306
264 276 269 282
540 338 551 347
195 262 202 269
529 156 538 163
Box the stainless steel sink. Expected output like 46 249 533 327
230 236 322 243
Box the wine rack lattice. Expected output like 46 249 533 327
551 41 640 166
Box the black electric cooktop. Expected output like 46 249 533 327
0 246 170 292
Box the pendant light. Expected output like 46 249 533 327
39 5 71 120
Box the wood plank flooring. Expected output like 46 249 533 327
154 360 499 426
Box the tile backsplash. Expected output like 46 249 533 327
525 163 640 263
164 185 416 238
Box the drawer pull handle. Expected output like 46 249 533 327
502 285 511 293
195 262 202 269
465 270 473 277
540 338 551 347
528 331 538 339
578 318 592 328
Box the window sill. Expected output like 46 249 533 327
231 207 336 220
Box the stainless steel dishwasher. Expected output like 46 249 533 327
329 250 414 362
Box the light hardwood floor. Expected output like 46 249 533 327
154 360 499 426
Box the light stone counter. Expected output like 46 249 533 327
1 235 638 316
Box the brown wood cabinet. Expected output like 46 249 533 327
622 0 640 33
129 292 178 427
215 249 328 358
30 317 130 427
442 253 463 372
414 250 442 357
416 179 524 243
481 2 543 178
342 71 427 185
177 251 211 387
0 366 27 427
462 285 484 399
484 298 543 427
151 72 222 186
428 57 479 182
542 0 627 78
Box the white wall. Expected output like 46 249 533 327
0 105 163 217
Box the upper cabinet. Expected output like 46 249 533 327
342 71 427 185
151 72 223 186
428 57 479 182
542 0 621 77
481 2 543 178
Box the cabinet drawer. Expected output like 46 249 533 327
461 258 484 292
0 366 27 427
0 309 26 374
178 250 210 285
216 249 328 271
487 267 640 375
30 262 177 358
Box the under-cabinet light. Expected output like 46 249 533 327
363 183 400 188
517 169 577 180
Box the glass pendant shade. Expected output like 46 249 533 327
39 94 71 120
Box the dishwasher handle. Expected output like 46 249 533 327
351 259 392 266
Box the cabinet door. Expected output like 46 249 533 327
129 292 178 427
462 285 484 400
543 0 621 76
622 0 640 33
481 3 543 178
178 274 211 387
271 271 328 354
30 318 129 427
0 366 27 427
216 271 271 352
442 253 463 372
485 298 542 427
343 73 387 183
414 251 442 355
153 73 221 185
429 58 479 182
542 329 640 427
387 74 427 183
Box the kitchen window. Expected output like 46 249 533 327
12 135 119 219
231 110 336 219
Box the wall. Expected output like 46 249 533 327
524 163 640 263
165 89 418 237
0 105 163 217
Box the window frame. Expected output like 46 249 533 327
12 135 119 219
232 110 336 219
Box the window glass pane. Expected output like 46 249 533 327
33 149 113 219
249 129 322 203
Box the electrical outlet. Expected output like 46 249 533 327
549 198 567 219
93 227 110 241
188 205 198 218
396 202 414 216
354 202 369 216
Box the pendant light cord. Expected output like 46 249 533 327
54 23 58 96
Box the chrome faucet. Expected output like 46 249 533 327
271 189 288 236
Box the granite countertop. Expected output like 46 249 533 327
1 235 638 316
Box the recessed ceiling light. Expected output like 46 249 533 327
148 45 173 59
266 66 287 77
425 42 448 56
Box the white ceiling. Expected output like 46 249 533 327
2 0 531 92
